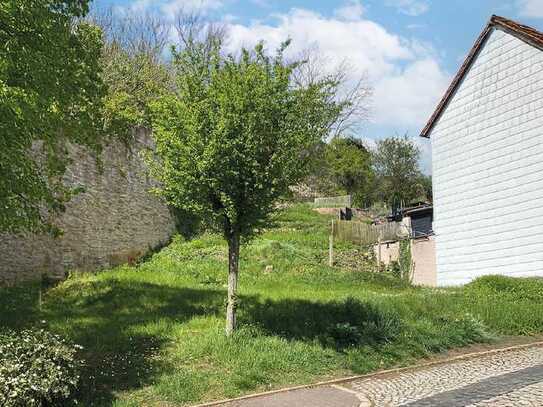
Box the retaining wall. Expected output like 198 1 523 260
0 129 176 284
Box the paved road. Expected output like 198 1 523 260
221 345 543 407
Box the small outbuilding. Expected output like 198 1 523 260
403 205 433 238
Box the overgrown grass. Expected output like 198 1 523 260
2 204 543 406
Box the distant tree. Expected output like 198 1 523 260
325 136 373 207
0 0 104 233
417 174 433 202
90 8 172 139
373 136 422 208
292 48 372 199
147 34 347 334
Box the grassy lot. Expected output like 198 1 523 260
2 204 543 406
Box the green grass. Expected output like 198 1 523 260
2 204 543 406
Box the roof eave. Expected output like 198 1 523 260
419 15 543 139
419 23 493 138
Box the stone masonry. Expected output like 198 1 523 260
0 129 176 284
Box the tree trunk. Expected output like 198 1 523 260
226 233 240 336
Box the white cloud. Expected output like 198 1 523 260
226 8 412 80
373 58 449 127
334 0 365 21
225 6 449 130
517 0 543 17
385 0 430 16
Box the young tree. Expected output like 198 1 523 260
373 136 422 208
147 37 346 335
325 136 373 206
0 0 104 232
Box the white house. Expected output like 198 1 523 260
421 15 543 286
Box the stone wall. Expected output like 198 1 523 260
0 129 176 285
373 241 400 266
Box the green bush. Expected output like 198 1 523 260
0 329 82 407
466 275 543 302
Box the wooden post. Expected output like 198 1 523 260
329 220 334 267
399 240 403 280
377 233 382 272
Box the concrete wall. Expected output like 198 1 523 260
0 129 176 285
373 241 400 266
430 27 543 285
411 237 437 287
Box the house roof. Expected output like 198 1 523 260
420 15 543 138
402 204 433 217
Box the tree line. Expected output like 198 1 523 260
307 135 432 210
1 1 430 334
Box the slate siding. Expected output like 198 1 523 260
430 28 543 285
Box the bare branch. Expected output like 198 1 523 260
292 46 373 139
89 6 169 63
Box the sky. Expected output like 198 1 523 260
96 0 543 173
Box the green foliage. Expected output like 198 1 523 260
100 33 171 140
466 275 543 302
248 296 403 350
148 40 344 242
399 239 412 280
325 136 374 207
418 174 433 202
0 0 105 233
0 329 82 407
373 135 422 208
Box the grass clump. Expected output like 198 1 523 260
1 204 543 405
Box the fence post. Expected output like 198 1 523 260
377 233 382 272
329 220 335 267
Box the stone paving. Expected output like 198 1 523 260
218 345 543 406
347 345 543 406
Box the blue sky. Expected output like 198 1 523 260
97 0 543 173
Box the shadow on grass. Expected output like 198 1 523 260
240 296 403 351
0 282 43 329
40 280 226 406
1 280 406 406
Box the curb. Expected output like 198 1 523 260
191 339 543 407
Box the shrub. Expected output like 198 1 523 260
320 300 403 350
0 329 82 407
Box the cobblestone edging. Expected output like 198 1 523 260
348 345 543 406
192 340 543 407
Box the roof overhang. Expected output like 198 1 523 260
420 15 543 139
